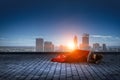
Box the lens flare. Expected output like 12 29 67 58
67 42 75 50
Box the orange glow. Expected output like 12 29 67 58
67 42 75 50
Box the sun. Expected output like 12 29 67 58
67 42 75 50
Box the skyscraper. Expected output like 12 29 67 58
93 43 100 51
82 33 89 46
74 35 78 49
36 38 44 52
80 33 90 50
102 44 107 52
44 41 54 52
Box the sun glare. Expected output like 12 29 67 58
67 42 75 50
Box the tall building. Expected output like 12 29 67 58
82 33 89 47
93 43 100 51
56 45 67 52
44 41 54 52
51 44 54 52
36 38 44 52
80 33 90 50
102 44 107 51
74 35 78 49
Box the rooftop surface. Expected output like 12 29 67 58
0 52 120 80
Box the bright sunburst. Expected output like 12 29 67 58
67 42 75 50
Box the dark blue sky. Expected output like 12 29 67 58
0 0 120 46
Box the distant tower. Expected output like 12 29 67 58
74 35 78 49
36 38 44 52
93 43 100 51
81 33 89 50
102 44 107 52
44 41 54 52
57 45 66 52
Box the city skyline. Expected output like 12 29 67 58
0 34 120 52
35 34 114 52
0 34 120 47
0 0 120 46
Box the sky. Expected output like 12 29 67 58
0 0 120 46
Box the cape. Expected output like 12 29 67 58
51 49 90 63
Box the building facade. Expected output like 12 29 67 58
74 35 78 49
102 44 107 52
80 33 90 50
93 43 100 51
44 41 54 52
36 38 44 52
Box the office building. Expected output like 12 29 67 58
74 35 78 49
36 38 44 52
102 44 107 51
44 41 54 52
93 43 100 51
80 33 90 50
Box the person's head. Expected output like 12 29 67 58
92 53 103 61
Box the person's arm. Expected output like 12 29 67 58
87 50 92 62
87 51 96 63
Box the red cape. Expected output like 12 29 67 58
51 50 90 63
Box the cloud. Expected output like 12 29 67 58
0 37 5 40
115 37 120 40
90 35 120 41
90 35 112 38
0 38 35 46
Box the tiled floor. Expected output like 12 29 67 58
0 53 120 80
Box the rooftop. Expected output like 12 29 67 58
0 52 120 80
